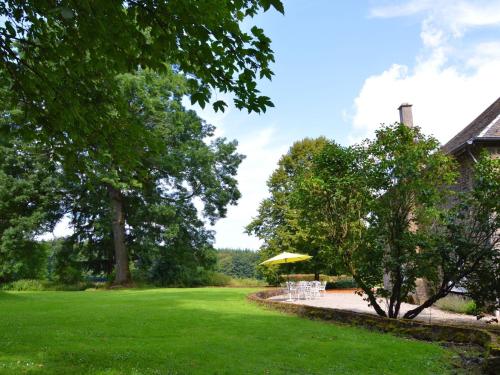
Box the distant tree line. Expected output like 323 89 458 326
215 249 262 279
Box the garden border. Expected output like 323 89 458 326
248 289 500 374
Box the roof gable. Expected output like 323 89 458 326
442 97 500 154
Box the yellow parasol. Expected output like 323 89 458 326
260 252 312 266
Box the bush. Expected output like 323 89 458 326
326 276 357 290
204 272 232 286
49 239 84 284
228 278 267 287
1 279 46 291
1 279 94 291
435 295 478 315
280 274 331 282
464 301 478 315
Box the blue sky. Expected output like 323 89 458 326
50 1 500 249
206 1 424 146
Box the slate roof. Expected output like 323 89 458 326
442 97 500 155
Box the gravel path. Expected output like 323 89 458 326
269 289 498 326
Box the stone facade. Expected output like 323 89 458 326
400 98 500 305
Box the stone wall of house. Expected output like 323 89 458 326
451 145 499 194
413 146 498 305
454 151 475 192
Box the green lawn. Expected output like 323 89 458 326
0 288 451 374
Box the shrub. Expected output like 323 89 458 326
435 295 478 315
464 301 478 316
204 272 232 286
1 279 94 291
279 274 331 282
46 238 84 284
1 279 45 291
326 277 357 290
228 278 267 287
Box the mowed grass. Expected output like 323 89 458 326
0 288 451 374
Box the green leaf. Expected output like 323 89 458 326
213 100 228 112
269 0 285 14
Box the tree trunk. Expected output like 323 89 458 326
352 274 387 317
388 270 403 318
314 270 320 281
403 287 448 319
107 185 131 285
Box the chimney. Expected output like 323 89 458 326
398 103 413 127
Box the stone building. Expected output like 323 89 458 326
399 97 500 305
442 97 500 188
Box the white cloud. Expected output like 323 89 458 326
213 127 288 249
186 97 289 250
371 1 500 34
37 215 73 241
350 0 500 144
372 1 500 49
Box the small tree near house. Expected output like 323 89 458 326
294 123 499 319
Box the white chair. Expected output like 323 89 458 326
319 281 327 297
285 281 297 301
311 281 321 299
303 282 313 300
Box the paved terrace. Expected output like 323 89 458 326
269 289 498 327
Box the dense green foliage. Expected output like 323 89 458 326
0 288 452 374
0 134 63 282
1 1 282 129
215 248 261 279
247 138 339 283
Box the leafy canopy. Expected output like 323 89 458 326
246 137 339 282
0 0 283 118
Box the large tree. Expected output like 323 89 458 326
61 69 243 285
247 138 335 281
